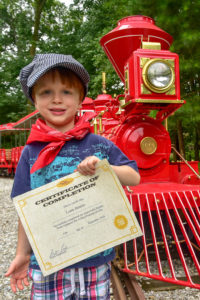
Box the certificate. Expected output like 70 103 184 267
13 159 142 276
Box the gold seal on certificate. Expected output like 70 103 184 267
13 159 142 276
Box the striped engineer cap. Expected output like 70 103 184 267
19 53 90 102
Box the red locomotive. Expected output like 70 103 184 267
83 15 200 289
0 15 199 289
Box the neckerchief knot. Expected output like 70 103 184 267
26 112 96 173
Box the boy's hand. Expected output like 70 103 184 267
5 255 30 293
77 156 100 175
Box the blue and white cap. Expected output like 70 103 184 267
19 53 90 102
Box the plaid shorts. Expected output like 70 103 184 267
28 263 111 299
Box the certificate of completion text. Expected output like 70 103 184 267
14 159 142 276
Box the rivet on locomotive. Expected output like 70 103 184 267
0 15 199 290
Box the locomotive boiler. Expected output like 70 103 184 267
82 16 200 289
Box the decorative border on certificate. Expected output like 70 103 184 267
14 159 142 276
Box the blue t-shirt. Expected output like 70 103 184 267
11 133 138 269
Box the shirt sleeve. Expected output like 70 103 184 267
11 147 31 198
106 139 139 172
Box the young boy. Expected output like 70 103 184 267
5 54 140 299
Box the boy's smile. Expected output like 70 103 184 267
33 71 81 133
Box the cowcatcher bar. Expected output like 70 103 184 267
122 182 200 289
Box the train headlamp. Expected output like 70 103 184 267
142 59 175 93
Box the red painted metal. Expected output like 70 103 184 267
125 49 180 101
0 149 12 174
109 115 171 179
0 147 24 174
0 149 8 167
81 97 95 110
100 15 183 121
123 184 200 289
92 94 120 131
100 16 200 289
100 16 173 82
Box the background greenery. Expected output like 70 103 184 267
0 0 199 161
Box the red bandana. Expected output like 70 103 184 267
26 112 96 174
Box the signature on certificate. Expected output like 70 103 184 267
49 244 67 259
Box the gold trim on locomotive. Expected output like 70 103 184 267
141 58 175 94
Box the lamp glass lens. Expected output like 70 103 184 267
147 62 172 88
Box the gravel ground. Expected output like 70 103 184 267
0 177 199 300
0 178 30 299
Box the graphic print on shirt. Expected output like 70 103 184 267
30 143 110 189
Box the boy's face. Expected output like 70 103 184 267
33 71 81 133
